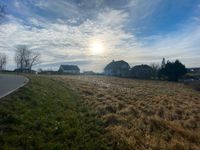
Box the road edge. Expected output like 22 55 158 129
0 76 29 99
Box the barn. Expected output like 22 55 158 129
58 65 80 74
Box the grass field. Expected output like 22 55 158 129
0 76 114 150
55 75 200 150
0 75 200 150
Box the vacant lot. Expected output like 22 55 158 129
56 75 200 150
0 75 199 150
0 76 114 150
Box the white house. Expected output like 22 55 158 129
104 60 130 77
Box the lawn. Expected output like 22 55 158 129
0 76 114 150
56 75 200 150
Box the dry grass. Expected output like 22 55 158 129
55 75 200 150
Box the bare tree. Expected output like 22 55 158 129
0 52 7 71
150 63 160 79
15 45 40 72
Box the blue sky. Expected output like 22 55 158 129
0 0 200 72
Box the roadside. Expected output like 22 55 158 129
0 76 114 150
0 74 29 99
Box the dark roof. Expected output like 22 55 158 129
131 64 152 70
60 65 80 71
104 60 130 70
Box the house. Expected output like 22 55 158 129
82 71 96 75
187 68 200 74
58 65 80 74
14 68 35 73
39 70 58 75
104 60 130 77
130 65 153 79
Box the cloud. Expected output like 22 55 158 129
136 21 200 66
0 0 200 71
0 7 137 71
34 0 80 18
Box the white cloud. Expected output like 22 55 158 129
33 0 81 19
1 0 200 71
0 8 138 71
137 22 200 67
13 0 20 8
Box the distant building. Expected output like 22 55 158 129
14 68 29 73
82 71 96 75
58 65 80 74
104 60 130 77
14 68 35 73
130 65 153 79
39 70 58 75
187 68 200 74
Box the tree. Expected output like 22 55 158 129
160 60 187 81
150 63 160 79
15 45 40 72
158 58 166 79
0 52 7 71
161 58 166 68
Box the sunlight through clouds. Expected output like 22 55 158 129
0 0 200 71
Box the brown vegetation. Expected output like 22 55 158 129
184 81 200 92
55 75 200 150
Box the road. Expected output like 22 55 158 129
0 74 28 99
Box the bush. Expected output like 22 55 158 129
159 60 187 81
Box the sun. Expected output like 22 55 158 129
90 41 104 55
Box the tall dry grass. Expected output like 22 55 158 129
55 75 200 150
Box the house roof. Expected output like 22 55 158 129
131 64 152 70
60 65 80 71
104 60 130 70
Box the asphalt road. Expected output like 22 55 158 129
0 74 28 99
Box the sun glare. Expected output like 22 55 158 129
90 41 104 55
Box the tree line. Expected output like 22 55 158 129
158 58 187 81
0 46 187 81
0 45 40 72
148 58 187 81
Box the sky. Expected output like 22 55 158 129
0 0 200 72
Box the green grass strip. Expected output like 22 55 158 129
0 76 113 150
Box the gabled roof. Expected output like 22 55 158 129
131 64 152 70
60 65 80 71
104 60 130 70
